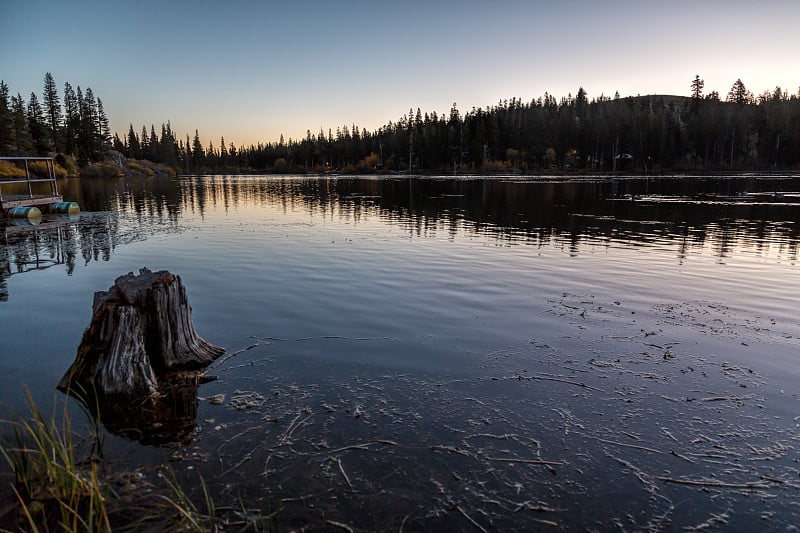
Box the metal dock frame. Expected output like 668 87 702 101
0 156 63 209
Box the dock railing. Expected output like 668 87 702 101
0 156 61 207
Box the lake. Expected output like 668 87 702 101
1 174 799 530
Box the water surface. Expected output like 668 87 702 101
1 174 798 530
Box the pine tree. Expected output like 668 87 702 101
140 125 149 157
160 122 178 167
96 98 111 149
75 86 87 162
63 82 80 156
112 132 125 153
42 72 62 151
27 92 51 155
449 103 461 125
149 124 159 161
11 94 34 154
208 139 217 167
78 87 100 162
191 130 204 170
184 134 191 172
127 124 140 158
690 75 704 99
219 136 227 165
727 79 751 104
0 81 13 153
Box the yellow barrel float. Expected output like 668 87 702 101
5 206 43 220
48 201 80 214
8 216 42 227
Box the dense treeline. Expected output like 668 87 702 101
0 73 112 170
2 73 800 174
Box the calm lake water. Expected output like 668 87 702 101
1 174 799 530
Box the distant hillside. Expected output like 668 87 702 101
628 94 692 107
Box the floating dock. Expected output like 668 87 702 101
0 157 79 217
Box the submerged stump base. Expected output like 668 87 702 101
58 268 224 443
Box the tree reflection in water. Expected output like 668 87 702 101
3 174 799 302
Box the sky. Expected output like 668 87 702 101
2 0 799 148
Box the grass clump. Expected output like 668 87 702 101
79 162 124 179
0 159 72 179
0 160 27 179
0 391 110 532
55 154 80 177
123 159 176 178
1 392 274 531
0 394 263 533
126 161 155 177
27 160 70 179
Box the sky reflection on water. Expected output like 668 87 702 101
2 174 798 396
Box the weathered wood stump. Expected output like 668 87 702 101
58 268 224 443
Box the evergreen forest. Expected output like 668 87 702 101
2 73 800 175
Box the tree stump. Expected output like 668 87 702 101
57 268 224 443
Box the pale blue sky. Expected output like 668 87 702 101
2 0 799 147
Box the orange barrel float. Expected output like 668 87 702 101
48 201 80 214
5 206 43 220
